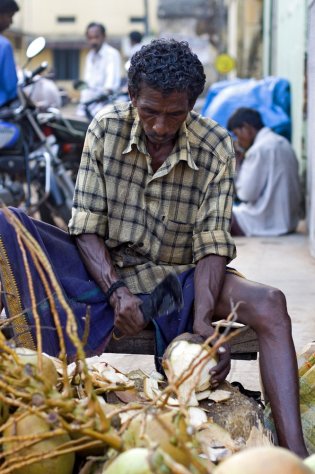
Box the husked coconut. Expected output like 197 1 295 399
162 333 217 406
215 446 313 474
304 454 315 472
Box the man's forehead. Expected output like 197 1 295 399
137 84 189 102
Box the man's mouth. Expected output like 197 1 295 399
147 134 174 144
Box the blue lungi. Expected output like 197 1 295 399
0 208 196 360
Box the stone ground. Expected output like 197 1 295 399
104 222 315 395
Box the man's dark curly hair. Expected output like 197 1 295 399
128 38 206 107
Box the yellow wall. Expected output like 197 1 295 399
14 0 159 38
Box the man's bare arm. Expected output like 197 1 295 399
193 254 230 387
75 234 145 335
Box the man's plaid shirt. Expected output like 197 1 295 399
68 102 236 294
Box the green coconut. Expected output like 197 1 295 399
215 447 313 474
102 448 153 474
0 398 10 426
3 411 75 474
14 347 58 388
123 409 192 467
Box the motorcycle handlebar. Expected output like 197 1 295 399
24 62 49 86
82 93 109 108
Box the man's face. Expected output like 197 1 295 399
130 83 192 146
232 124 256 151
86 26 105 52
0 12 14 33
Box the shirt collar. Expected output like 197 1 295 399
122 110 199 171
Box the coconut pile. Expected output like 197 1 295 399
0 335 314 474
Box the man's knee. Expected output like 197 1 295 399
254 287 291 332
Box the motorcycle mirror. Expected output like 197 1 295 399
26 37 46 59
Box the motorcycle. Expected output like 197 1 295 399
0 37 75 229
38 108 88 183
37 81 130 182
73 79 130 121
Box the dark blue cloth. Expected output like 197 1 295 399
0 208 195 360
0 35 18 107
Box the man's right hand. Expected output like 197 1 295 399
110 286 147 336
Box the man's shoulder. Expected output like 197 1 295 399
252 127 294 153
0 35 12 50
187 111 234 158
90 102 135 135
102 42 120 57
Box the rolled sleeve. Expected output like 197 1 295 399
193 229 236 263
68 119 108 237
192 152 237 263
69 209 107 236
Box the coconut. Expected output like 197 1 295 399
162 333 217 406
123 409 192 467
3 411 75 474
71 397 120 457
215 447 313 474
14 347 58 388
0 399 9 425
304 454 315 472
102 448 153 474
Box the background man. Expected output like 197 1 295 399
125 30 143 71
0 40 308 457
0 0 19 107
227 107 301 236
77 22 121 117
129 30 143 56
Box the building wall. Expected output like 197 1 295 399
263 0 307 165
14 0 159 39
10 0 159 95
307 0 315 256
227 0 263 78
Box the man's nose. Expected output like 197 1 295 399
152 116 167 135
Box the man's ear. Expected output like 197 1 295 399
128 87 137 107
188 99 196 111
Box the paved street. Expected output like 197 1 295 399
104 222 315 393
227 222 315 391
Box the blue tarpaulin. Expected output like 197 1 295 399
201 76 292 141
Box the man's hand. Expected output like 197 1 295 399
110 286 147 336
210 342 231 389
193 320 231 389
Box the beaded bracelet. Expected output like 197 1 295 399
105 280 127 300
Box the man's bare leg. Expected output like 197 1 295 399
214 273 308 457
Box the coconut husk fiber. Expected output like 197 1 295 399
199 381 270 442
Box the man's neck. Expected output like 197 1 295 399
146 139 176 172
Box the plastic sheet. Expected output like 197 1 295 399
201 76 292 141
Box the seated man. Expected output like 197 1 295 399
227 107 301 236
0 39 308 457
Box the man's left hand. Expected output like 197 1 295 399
209 341 231 389
193 320 231 389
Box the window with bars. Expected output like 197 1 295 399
53 49 79 80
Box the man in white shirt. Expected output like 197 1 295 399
77 22 121 117
227 107 301 237
124 31 143 71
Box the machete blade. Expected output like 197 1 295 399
141 272 184 322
